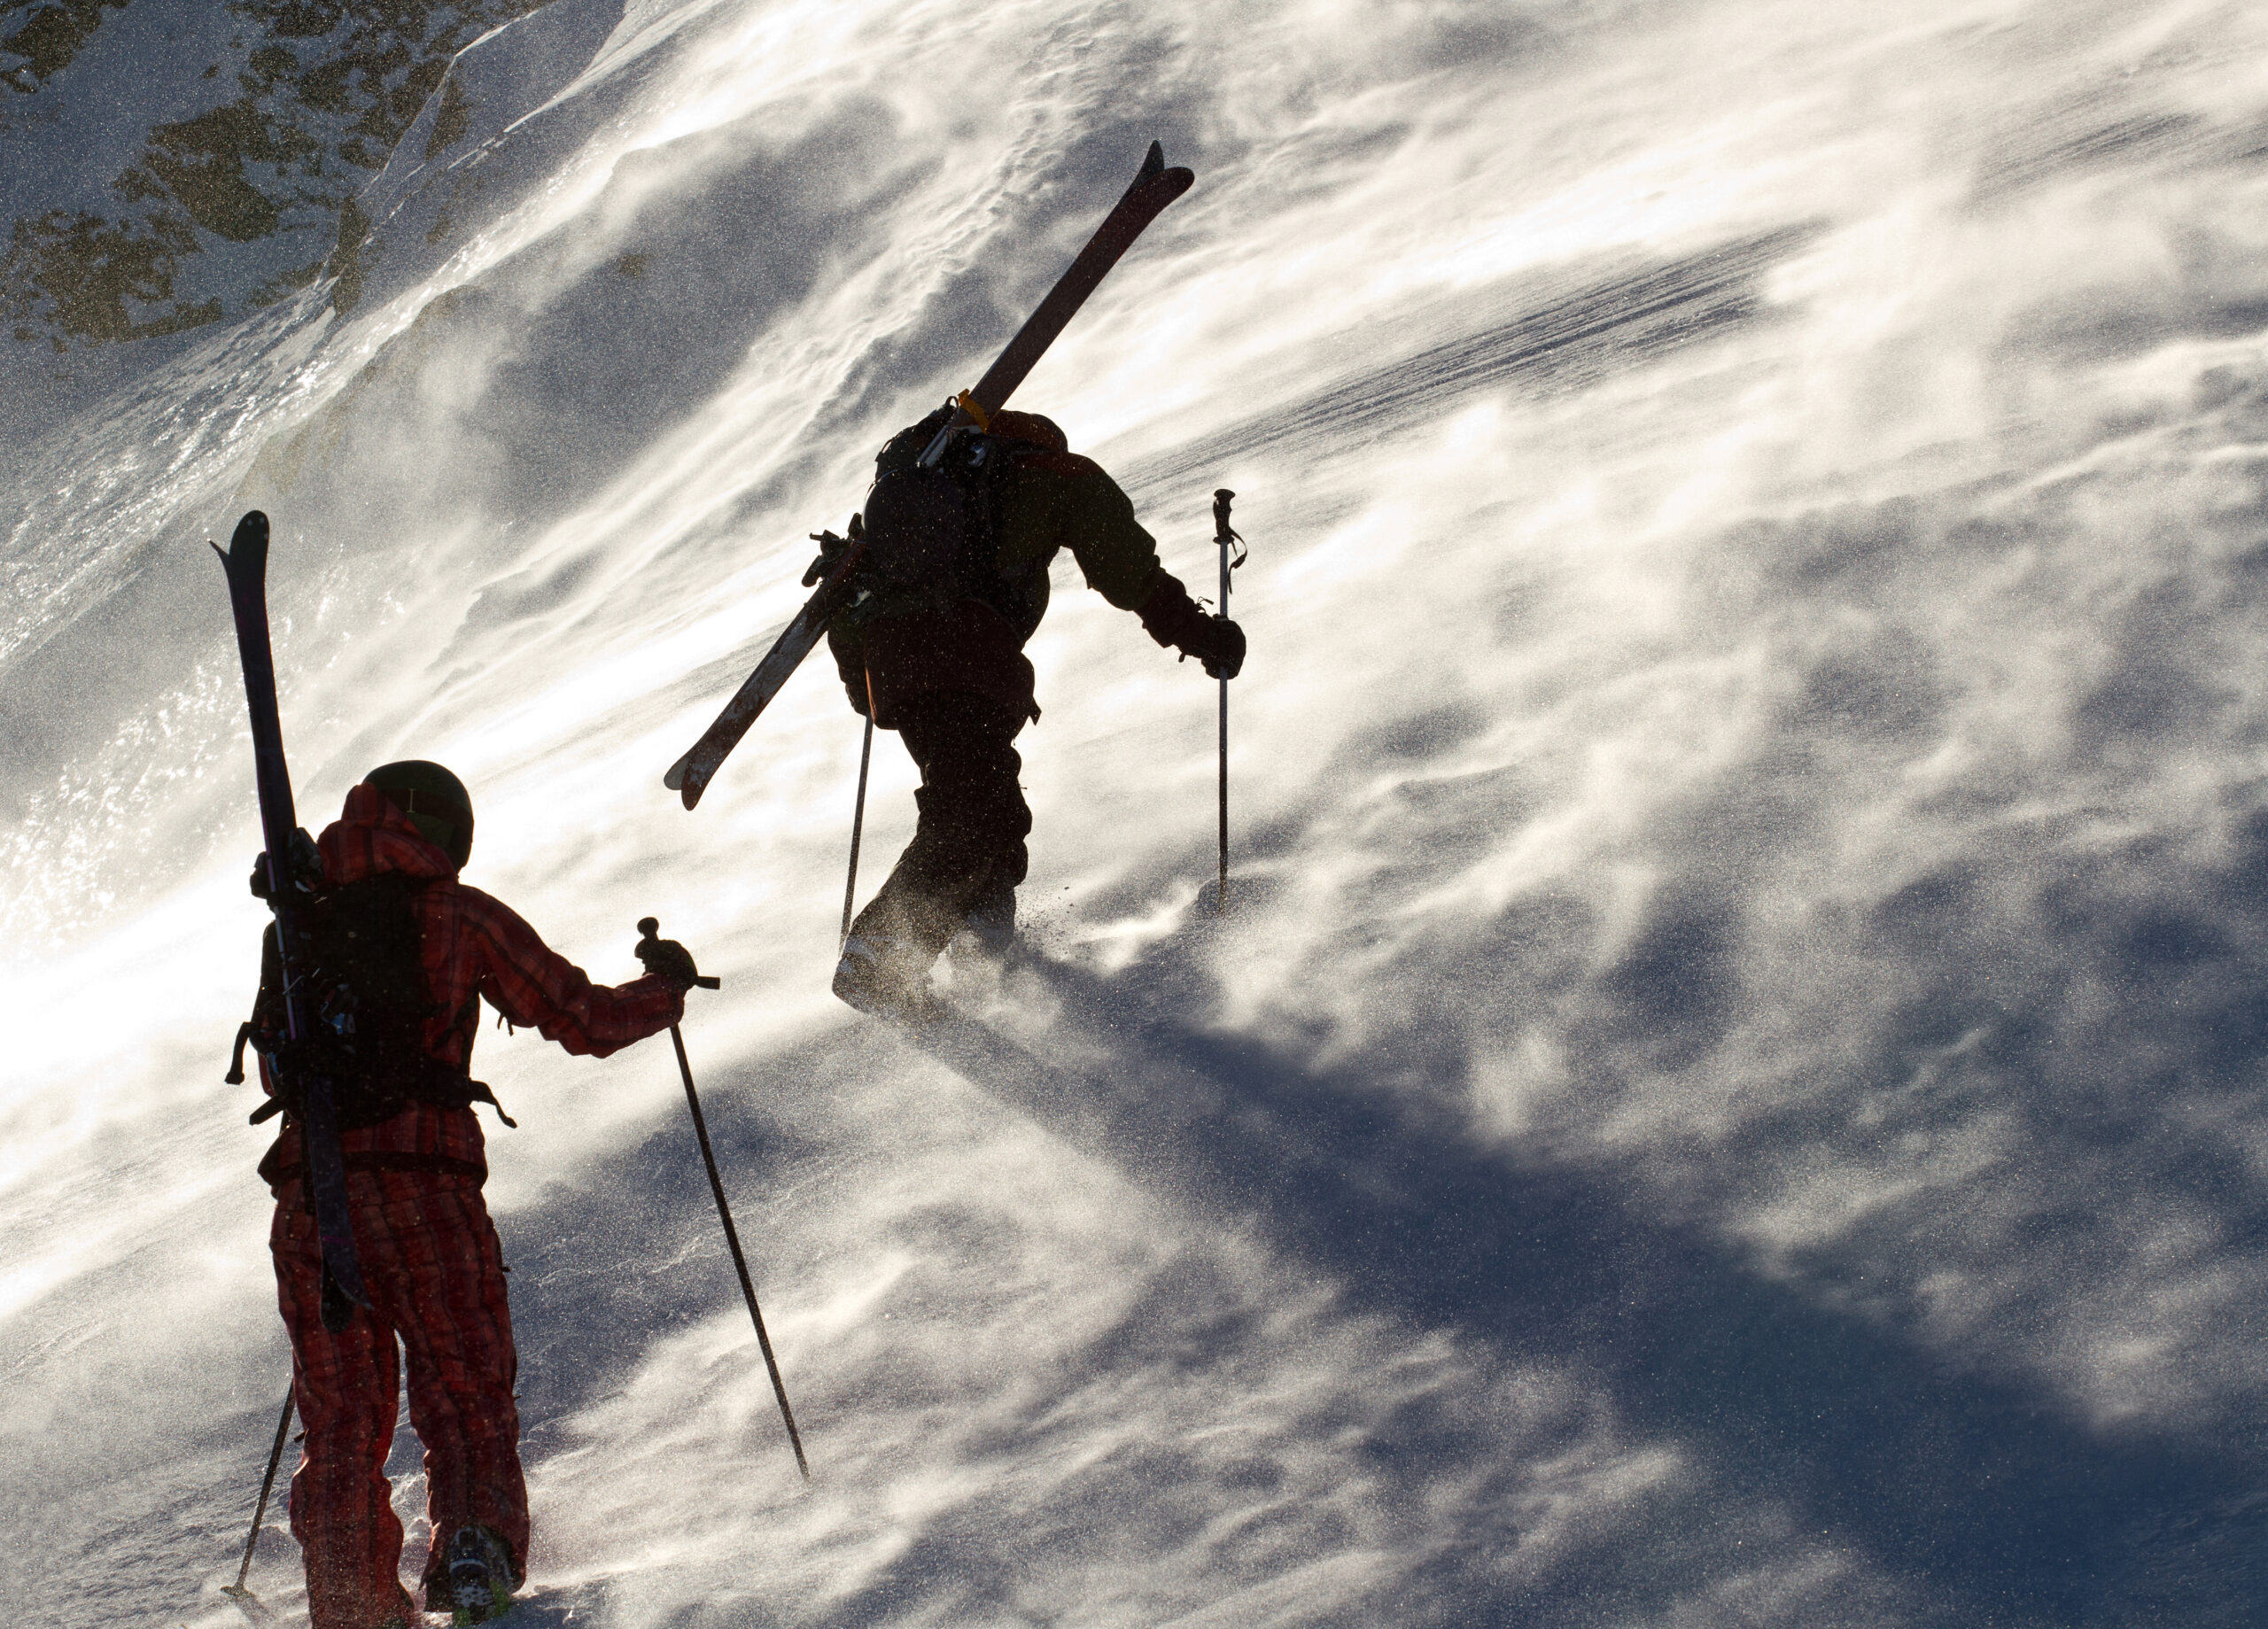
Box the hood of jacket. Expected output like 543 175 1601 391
990 408 1068 452
317 781 461 886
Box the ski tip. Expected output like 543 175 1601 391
663 755 688 793
1122 143 1192 211
1135 142 1192 201
216 509 271 569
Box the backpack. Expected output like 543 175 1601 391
231 873 505 1132
843 404 1026 625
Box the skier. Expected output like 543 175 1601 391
240 760 704 1628
822 403 1245 1015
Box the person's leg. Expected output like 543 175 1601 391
852 690 1029 963
273 1198 417 1629
375 1175 528 1611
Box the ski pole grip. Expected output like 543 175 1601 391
637 917 722 989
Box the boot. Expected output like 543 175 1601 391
433 1524 517 1625
951 874 1017 960
833 932 939 1021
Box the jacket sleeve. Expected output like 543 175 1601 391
827 617 871 715
1002 449 1166 610
456 886 684 1058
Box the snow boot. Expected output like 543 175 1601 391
833 932 938 1020
436 1524 517 1624
952 875 1017 960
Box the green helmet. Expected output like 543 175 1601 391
365 759 474 870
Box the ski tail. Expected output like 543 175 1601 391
664 536 869 808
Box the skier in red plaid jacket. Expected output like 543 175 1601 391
248 764 700 1628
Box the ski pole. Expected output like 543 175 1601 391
221 1385 295 1619
638 919 810 1481
1212 489 1245 911
841 713 874 949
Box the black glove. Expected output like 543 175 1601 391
634 918 708 993
1137 575 1247 680
1192 615 1246 681
249 828 322 898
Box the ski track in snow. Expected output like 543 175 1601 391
7 0 2268 1625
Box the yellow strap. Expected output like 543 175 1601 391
955 390 991 432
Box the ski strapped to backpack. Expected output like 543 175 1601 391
664 140 1195 809
213 509 371 1332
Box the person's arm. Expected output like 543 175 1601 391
1133 570 1247 679
1006 449 1161 607
456 886 683 1057
827 617 871 716
1005 447 1247 677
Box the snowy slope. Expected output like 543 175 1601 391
7 1 2268 1625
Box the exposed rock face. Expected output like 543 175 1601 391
2 0 548 349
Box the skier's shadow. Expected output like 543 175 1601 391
490 929 2256 1625
882 948 2249 1625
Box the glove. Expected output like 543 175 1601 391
249 828 322 898
635 936 701 992
1190 615 1246 680
1137 573 1247 680
634 927 703 993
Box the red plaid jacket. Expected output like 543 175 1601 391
257 783 682 1190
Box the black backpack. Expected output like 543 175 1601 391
232 873 503 1132
846 404 1026 622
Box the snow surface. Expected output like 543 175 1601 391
6 0 2268 1624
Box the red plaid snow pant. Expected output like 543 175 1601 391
271 1168 528 1629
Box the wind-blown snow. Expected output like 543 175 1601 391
5 0 2268 1624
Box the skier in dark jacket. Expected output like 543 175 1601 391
824 404 1244 1015
244 761 703 1629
